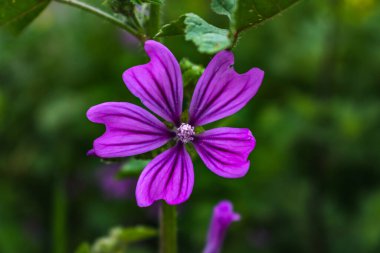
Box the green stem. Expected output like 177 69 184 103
229 30 240 50
54 0 146 41
52 179 67 253
145 3 162 39
160 202 177 253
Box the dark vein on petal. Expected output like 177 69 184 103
146 68 176 122
200 79 249 122
203 142 244 156
164 144 180 193
177 148 185 199
190 59 230 124
131 71 171 119
201 146 237 173
192 78 233 125
98 112 158 129
99 138 166 147
195 59 230 109
145 150 175 199
106 128 169 137
153 52 180 121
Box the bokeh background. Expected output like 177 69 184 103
1 0 380 252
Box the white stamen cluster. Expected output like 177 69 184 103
176 123 195 143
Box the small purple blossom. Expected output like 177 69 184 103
87 40 264 207
204 200 241 253
98 165 135 199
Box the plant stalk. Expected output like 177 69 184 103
145 2 162 39
160 202 177 253
52 179 67 253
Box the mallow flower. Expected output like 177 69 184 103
87 40 264 207
203 200 240 253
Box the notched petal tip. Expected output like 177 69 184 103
122 40 183 125
189 50 265 126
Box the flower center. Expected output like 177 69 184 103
176 123 195 143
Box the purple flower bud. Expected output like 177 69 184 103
203 200 241 253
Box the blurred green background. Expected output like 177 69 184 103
1 0 380 252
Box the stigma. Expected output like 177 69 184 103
176 123 195 143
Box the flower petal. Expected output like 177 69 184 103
136 143 194 207
123 40 183 125
203 200 240 253
193 127 256 178
87 102 173 158
189 51 264 126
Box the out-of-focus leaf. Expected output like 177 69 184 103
234 0 300 32
90 226 157 253
115 226 157 243
180 58 204 87
118 158 150 178
0 0 51 34
74 243 91 253
131 0 163 4
211 0 236 19
156 13 231 54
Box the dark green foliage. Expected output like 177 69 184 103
0 0 51 33
234 0 300 31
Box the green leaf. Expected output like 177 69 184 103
92 226 157 253
117 158 150 178
184 14 232 54
156 13 231 54
155 15 186 37
0 0 51 34
74 243 91 253
114 226 157 243
211 0 236 19
234 0 300 32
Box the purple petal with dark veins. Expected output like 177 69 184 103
189 51 264 126
136 143 194 207
203 200 240 253
87 102 173 158
193 127 256 178
123 40 183 126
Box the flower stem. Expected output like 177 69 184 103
54 0 146 41
145 3 162 39
52 179 67 253
160 202 177 253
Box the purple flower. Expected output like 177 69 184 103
87 40 264 207
97 165 135 199
204 200 241 253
